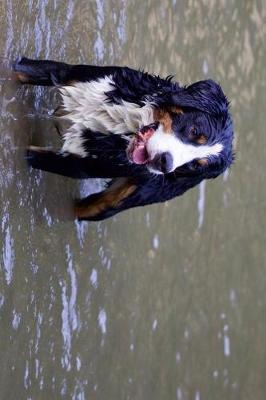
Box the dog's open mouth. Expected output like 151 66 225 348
127 123 158 165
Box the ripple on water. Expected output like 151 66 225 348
2 218 15 285
98 308 107 335
60 245 78 370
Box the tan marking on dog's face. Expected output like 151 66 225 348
168 106 184 115
197 135 208 145
75 178 137 219
153 107 183 133
197 158 209 166
153 109 173 133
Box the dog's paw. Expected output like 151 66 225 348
12 57 32 83
73 199 85 221
25 146 44 168
25 147 36 167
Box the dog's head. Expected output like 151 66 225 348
127 79 234 180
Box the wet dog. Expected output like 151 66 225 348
13 57 234 221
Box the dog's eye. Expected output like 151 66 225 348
189 126 200 140
189 126 198 136
189 127 207 145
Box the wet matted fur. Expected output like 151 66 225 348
13 57 234 221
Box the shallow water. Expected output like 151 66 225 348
0 1 266 399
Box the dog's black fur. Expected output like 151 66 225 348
13 57 234 221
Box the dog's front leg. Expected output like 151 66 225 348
26 146 143 179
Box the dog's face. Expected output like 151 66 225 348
127 79 234 179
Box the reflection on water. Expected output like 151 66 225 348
197 181 206 229
0 0 266 399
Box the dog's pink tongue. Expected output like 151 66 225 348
132 144 148 164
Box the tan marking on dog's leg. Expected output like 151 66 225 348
75 178 137 219
64 80 77 86
13 71 30 83
28 146 52 153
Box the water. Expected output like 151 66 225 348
0 1 266 399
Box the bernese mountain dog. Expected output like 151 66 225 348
13 57 234 221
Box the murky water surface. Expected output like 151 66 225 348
0 1 266 399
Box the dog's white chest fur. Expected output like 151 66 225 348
59 77 154 156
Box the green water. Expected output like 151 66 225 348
0 1 266 399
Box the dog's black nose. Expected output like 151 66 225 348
160 152 173 173
152 152 173 173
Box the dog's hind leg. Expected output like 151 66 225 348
74 177 137 221
13 57 72 86
13 57 123 86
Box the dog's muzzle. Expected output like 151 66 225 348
127 122 175 174
148 151 174 174
126 123 159 165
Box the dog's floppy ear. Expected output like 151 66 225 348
175 152 232 180
171 79 229 116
